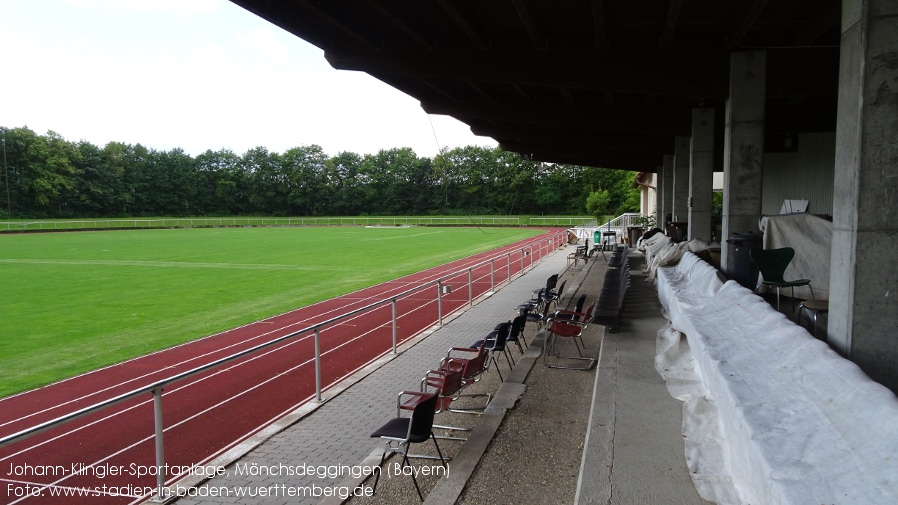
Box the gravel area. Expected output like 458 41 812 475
457 350 596 505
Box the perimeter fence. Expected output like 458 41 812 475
0 216 596 232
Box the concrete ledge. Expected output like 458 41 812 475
423 412 504 504
574 334 612 505
422 371 530 504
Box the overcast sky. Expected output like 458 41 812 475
0 0 497 158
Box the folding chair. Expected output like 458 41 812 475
370 391 447 500
543 299 598 370
436 344 492 412
401 365 471 441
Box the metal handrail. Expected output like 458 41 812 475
0 229 564 499
596 213 643 237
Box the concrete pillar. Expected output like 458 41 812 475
722 51 766 275
661 154 674 226
672 137 690 223
829 0 898 391
655 166 664 228
689 107 715 241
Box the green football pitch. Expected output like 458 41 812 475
0 226 543 397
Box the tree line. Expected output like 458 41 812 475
0 126 640 220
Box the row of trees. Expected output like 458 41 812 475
0 126 640 219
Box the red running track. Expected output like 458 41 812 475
0 230 564 504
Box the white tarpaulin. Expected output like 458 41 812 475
656 251 898 505
759 213 832 300
643 232 718 283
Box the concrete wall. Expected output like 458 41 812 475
762 132 836 216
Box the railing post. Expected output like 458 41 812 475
490 259 495 291
507 253 511 283
314 328 322 402
468 268 473 306
391 299 398 354
437 281 444 325
152 387 166 501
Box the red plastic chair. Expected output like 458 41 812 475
544 299 598 370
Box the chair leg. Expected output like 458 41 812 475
572 336 584 357
449 388 492 413
403 436 447 501
543 332 596 370
494 356 504 381
431 433 447 468
432 423 471 441
503 348 515 368
401 451 424 501
448 400 490 414
372 450 387 494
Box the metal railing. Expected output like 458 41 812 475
529 216 596 227
597 212 643 240
567 213 645 245
0 216 523 231
0 230 565 501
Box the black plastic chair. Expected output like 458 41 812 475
544 273 559 293
750 247 813 312
516 287 545 315
371 391 447 500
552 293 586 324
545 279 567 311
505 313 529 353
471 321 513 381
524 298 553 331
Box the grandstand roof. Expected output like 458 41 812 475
230 0 841 171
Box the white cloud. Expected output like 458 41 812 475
236 26 290 67
64 0 222 18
